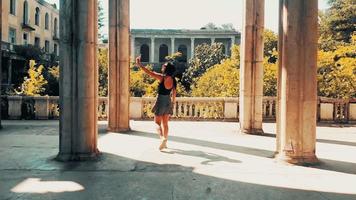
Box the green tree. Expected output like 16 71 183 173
263 29 278 62
319 0 356 50
44 65 59 96
191 45 240 97
182 43 226 90
16 60 48 96
98 47 108 96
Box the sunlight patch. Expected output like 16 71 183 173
11 178 84 194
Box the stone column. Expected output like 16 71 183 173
171 37 175 55
211 37 215 44
231 36 236 46
150 37 155 63
190 38 195 59
0 0 2 129
275 0 319 165
57 0 99 161
239 0 264 135
7 59 12 85
130 36 135 60
108 0 130 132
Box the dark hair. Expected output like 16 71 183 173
164 62 176 76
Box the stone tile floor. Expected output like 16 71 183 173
0 120 355 200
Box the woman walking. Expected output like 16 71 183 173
135 56 177 151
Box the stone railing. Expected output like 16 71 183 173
1 96 355 123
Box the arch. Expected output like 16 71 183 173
54 18 58 37
45 13 49 30
140 44 149 62
221 44 226 54
177 45 188 62
10 0 16 15
35 7 40 26
23 1 28 24
159 44 168 62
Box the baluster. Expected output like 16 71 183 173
189 103 193 118
269 101 273 117
263 101 267 117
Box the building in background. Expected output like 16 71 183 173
1 0 59 91
131 29 240 73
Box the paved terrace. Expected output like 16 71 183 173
0 120 356 200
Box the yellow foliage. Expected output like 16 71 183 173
191 58 239 97
16 60 48 96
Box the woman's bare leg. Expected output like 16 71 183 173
162 114 170 139
154 115 163 138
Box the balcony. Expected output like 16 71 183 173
53 34 60 41
21 23 36 31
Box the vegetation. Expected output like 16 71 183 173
15 60 48 96
182 43 226 90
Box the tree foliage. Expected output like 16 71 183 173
191 58 239 97
317 35 356 98
98 48 108 96
15 60 48 96
263 29 278 62
182 43 226 90
319 0 356 50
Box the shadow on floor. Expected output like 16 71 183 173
2 151 356 200
127 129 356 175
163 148 242 165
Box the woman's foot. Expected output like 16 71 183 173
159 138 168 150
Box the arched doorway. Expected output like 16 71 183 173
159 44 169 62
140 44 149 62
178 45 188 62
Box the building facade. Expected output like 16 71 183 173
131 29 240 72
1 0 59 89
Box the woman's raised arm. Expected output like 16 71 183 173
135 56 163 81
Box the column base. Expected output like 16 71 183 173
274 152 319 166
56 150 101 162
107 127 131 133
240 128 264 135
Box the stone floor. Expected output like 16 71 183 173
0 120 356 200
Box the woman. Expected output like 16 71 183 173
135 56 177 151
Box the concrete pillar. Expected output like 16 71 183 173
7 59 12 85
57 0 99 161
275 0 319 165
239 0 264 135
150 37 155 63
130 36 135 59
108 0 130 132
171 37 175 55
190 38 195 59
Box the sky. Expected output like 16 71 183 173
47 0 330 36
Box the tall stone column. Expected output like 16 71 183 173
239 0 264 135
57 0 99 161
7 59 12 85
231 36 236 46
130 36 135 59
211 38 215 44
0 0 2 129
108 0 130 132
171 37 175 55
150 37 155 63
275 0 319 165
190 38 195 59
